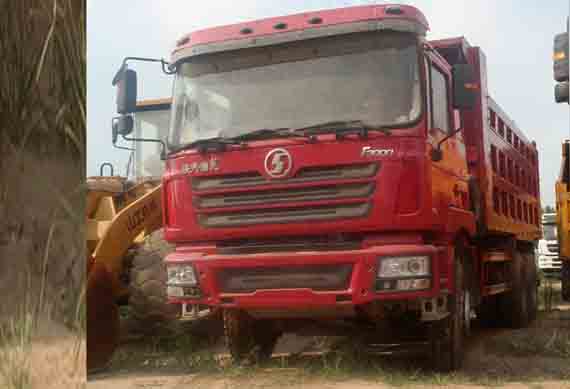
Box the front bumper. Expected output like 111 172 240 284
165 244 447 310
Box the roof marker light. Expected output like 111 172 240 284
385 6 404 15
176 36 190 46
308 16 323 25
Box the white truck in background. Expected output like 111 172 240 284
538 213 562 277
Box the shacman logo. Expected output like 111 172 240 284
264 148 292 178
361 146 395 158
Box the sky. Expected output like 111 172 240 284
87 0 568 206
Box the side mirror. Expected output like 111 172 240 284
112 115 134 143
115 68 137 114
452 64 477 110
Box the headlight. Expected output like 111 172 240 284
167 264 197 286
378 255 430 278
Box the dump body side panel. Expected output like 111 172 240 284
433 41 541 241
557 141 570 260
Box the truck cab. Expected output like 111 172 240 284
538 213 561 276
109 3 539 372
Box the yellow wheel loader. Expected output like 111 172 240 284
86 99 215 372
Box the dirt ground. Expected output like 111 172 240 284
87 282 570 389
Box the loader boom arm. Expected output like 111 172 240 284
92 183 163 281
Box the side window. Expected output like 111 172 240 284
430 64 450 133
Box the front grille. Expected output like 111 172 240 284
217 235 362 255
217 264 353 293
195 183 375 209
193 163 377 228
198 202 370 228
192 163 378 191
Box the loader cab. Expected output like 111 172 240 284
131 98 171 180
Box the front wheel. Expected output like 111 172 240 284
223 309 281 365
433 244 467 372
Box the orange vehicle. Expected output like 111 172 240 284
556 141 570 299
109 4 541 371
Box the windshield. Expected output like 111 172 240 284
543 223 557 241
168 31 421 147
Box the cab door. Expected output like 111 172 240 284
426 54 470 218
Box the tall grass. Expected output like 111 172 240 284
0 0 86 387
0 0 85 158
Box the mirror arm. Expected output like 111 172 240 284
113 143 135 152
121 135 167 160
113 57 176 85
161 60 176 75
431 126 463 162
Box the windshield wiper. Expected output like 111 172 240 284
294 120 392 139
228 128 316 142
169 137 244 154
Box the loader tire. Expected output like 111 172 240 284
127 231 177 334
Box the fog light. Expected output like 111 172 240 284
167 286 184 297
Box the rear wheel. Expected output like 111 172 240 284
524 251 538 323
501 248 529 329
433 243 467 372
475 295 500 328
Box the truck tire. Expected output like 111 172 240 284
500 249 529 329
524 251 538 323
475 295 500 328
223 309 280 364
127 231 177 333
562 261 570 302
433 244 466 372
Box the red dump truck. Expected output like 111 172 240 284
111 4 541 371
